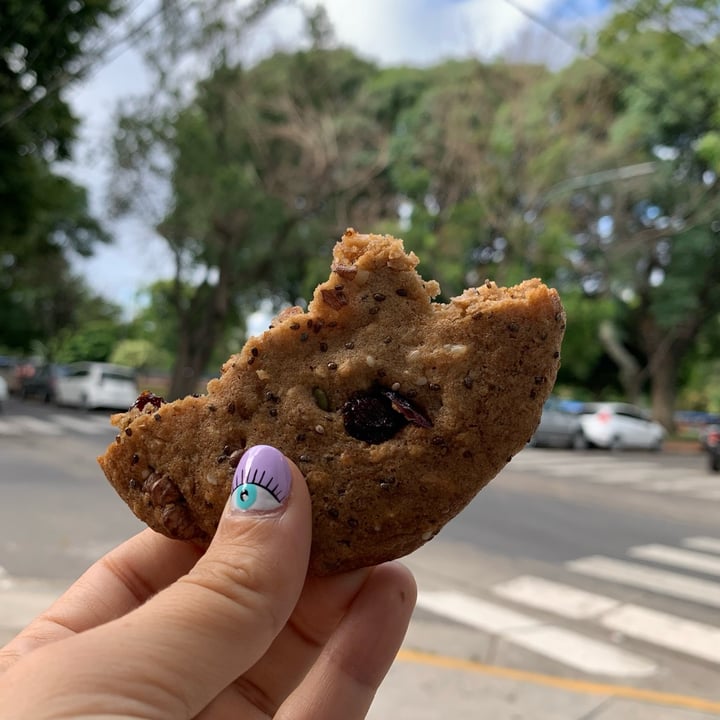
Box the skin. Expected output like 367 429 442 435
0 453 417 720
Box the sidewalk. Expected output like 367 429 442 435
369 649 720 719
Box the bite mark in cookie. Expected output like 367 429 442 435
98 229 566 575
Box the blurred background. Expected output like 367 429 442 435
2 0 719 435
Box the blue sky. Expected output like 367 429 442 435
548 0 611 20
66 0 613 314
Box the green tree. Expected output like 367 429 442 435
0 0 119 352
582 0 720 427
110 339 173 371
493 0 720 427
111 4 393 398
387 60 555 294
52 292 126 363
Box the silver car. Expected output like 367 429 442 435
579 402 665 451
55 362 139 410
529 397 587 449
0 375 8 412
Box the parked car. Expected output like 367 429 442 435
579 402 665 451
529 397 587 449
9 359 38 395
20 363 69 403
0 356 19 394
705 425 720 473
699 418 720 450
55 362 139 410
0 375 8 412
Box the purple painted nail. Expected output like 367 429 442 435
230 445 291 513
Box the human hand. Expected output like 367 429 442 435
0 445 416 719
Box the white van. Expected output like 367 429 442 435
55 362 139 410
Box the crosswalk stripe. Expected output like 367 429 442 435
601 604 720 665
0 413 115 437
543 465 642 483
684 537 720 555
0 419 21 435
417 591 536 633
49 414 111 434
416 591 656 677
493 575 619 619
691 488 720 500
567 556 720 608
502 625 656 678
591 468 651 483
645 477 720 492
628 544 720 576
13 416 62 435
509 451 720 502
492 575 720 665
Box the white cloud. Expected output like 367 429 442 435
66 0 596 310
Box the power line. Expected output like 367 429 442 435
81 0 150 64
500 0 718 119
501 0 592 56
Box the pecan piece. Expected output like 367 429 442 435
321 287 349 310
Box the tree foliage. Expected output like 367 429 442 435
0 0 118 352
3 0 713 423
106 0 720 420
579 0 720 428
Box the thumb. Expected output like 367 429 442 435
135 444 312 711
42 445 311 718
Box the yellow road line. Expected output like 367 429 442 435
397 649 720 715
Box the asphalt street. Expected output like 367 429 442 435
2 397 720 718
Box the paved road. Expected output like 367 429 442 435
405 449 720 700
2 398 720 716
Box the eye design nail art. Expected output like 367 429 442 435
231 445 291 513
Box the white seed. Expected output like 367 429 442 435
444 343 468 356
415 376 428 386
406 349 422 362
391 382 401 391
421 530 433 541
355 269 370 285
366 355 376 367
315 424 325 434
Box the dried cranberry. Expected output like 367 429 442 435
133 391 165 411
342 391 407 444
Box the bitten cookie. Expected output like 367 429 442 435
98 229 565 575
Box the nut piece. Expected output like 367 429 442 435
321 287 349 310
331 262 358 280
